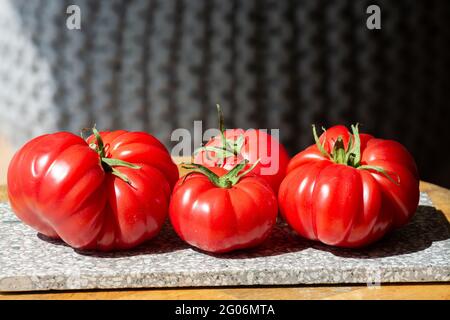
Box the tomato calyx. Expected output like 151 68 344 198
312 124 400 185
182 159 260 189
87 127 141 184
194 104 245 166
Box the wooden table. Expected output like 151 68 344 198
0 181 449 300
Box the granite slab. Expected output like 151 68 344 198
0 193 449 292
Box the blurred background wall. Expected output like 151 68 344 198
0 0 449 187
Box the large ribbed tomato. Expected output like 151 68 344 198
7 129 178 251
278 125 420 248
194 105 289 193
194 129 290 193
169 163 278 253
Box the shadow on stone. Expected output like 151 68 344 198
202 222 312 259
206 204 450 260
37 204 449 260
38 222 189 258
312 205 450 259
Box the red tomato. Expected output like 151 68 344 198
194 128 290 193
193 105 289 193
169 164 278 253
7 129 178 251
278 125 420 248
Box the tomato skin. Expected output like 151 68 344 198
7 130 178 251
169 168 278 253
278 125 420 248
194 129 290 193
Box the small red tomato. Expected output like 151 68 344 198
194 105 290 193
278 124 420 248
169 162 278 253
8 128 178 251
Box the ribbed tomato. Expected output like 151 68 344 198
194 105 289 193
169 163 278 253
278 125 420 248
7 129 178 251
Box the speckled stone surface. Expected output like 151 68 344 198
0 193 449 292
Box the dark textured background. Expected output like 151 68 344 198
0 0 449 187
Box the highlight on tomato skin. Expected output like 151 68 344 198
169 165 279 254
7 129 179 251
278 124 420 248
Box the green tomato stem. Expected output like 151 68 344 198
217 104 226 167
348 124 361 166
194 104 246 165
182 159 258 189
358 165 400 185
332 137 347 164
311 124 401 185
101 157 141 169
85 126 140 185
312 125 331 158
92 126 105 158
111 168 131 184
